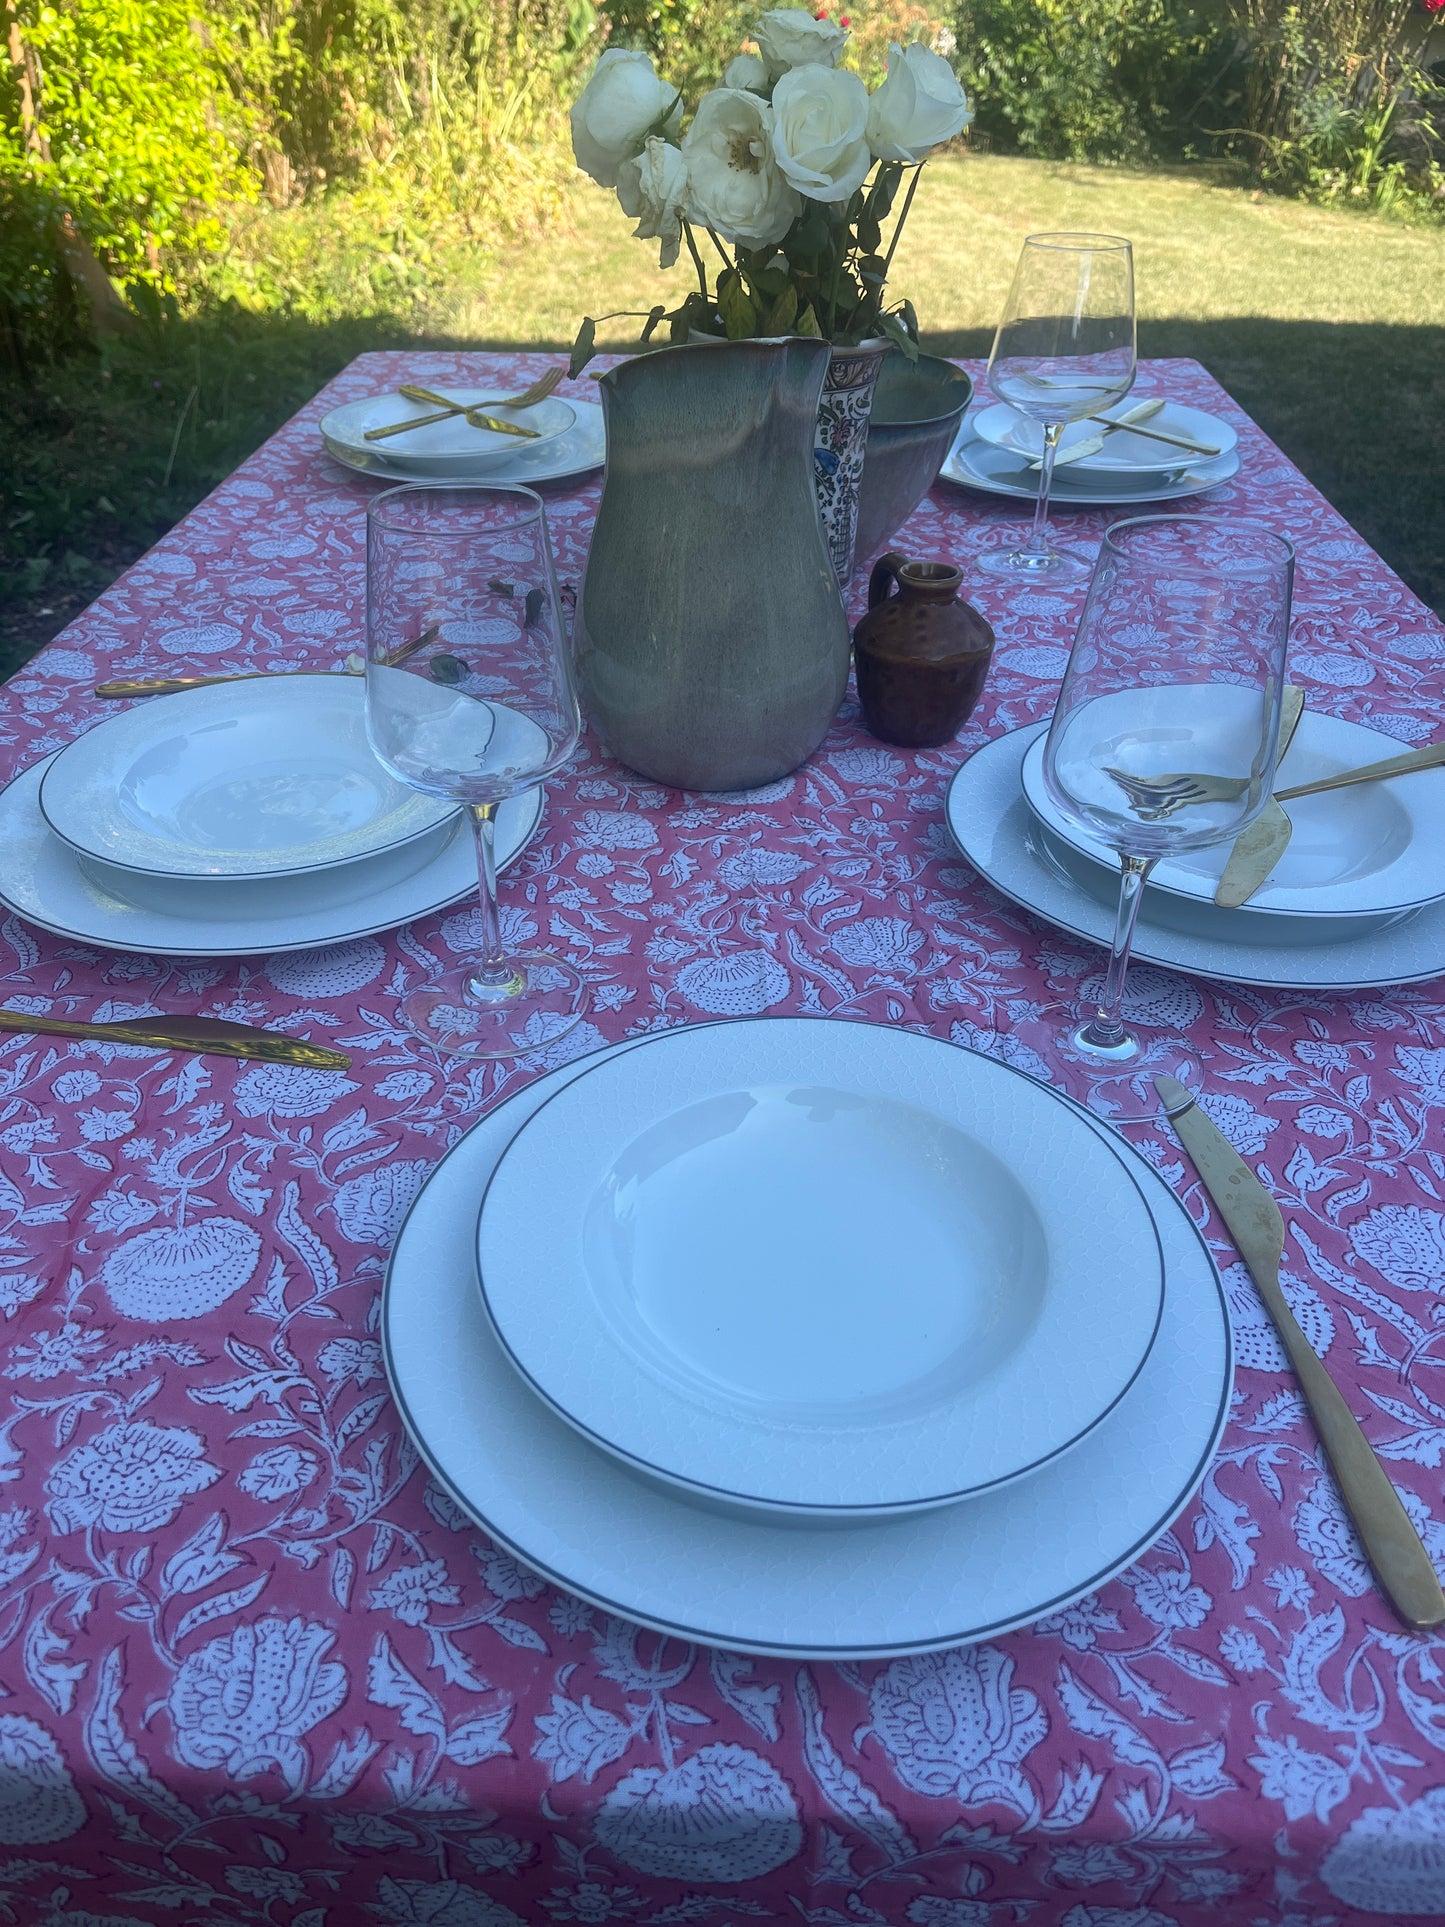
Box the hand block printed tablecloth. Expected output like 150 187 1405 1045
0 355 1442 1927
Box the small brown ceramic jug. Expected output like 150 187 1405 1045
853 553 995 749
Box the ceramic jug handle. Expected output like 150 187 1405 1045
868 552 908 610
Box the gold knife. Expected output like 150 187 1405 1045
0 1010 350 1069
1156 1075 1445 1629
1215 683 1307 908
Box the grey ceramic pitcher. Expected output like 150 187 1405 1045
575 338 850 792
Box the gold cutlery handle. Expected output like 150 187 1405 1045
365 406 459 442
1275 739 1445 801
94 673 277 698
1255 1266 1445 1628
365 403 539 444
0 1009 350 1069
1101 417 1220 455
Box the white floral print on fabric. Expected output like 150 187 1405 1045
47 1421 219 1534
0 350 1438 1925
167 1616 347 1783
594 1744 802 1881
0 1714 86 1842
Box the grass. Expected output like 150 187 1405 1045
3 153 1443 676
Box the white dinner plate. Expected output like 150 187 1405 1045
948 725 1445 990
320 390 576 476
323 399 605 489
0 752 541 958
941 421 1240 507
972 399 1237 475
40 675 453 880
384 1024 1232 1657
476 1019 1164 1518
1020 714 1445 925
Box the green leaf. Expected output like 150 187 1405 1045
857 253 889 288
795 304 822 337
568 316 597 380
639 302 667 342
719 270 757 340
760 284 797 334
856 213 882 254
791 204 832 260
871 162 904 220
876 310 920 361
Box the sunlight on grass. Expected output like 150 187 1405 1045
453 154 1445 347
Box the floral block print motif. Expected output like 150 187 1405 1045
0 351 1436 1925
815 344 887 584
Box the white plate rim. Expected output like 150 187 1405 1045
972 398 1238 475
38 674 455 881
1018 722 1445 921
0 752 543 958
941 422 1240 507
381 1021 1233 1658
473 1017 1167 1515
947 724 1445 991
322 398 605 488
319 391 578 473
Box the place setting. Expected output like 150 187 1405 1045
0 484 595 1005
940 234 1240 581
383 1012 1235 1657
946 515 1445 1022
318 365 606 489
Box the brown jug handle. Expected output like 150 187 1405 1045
868 551 908 611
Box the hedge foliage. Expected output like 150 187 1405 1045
1 0 1439 365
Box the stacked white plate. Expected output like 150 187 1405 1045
320 387 605 489
384 1016 1234 1656
942 398 1240 507
946 722 1445 992
0 675 542 957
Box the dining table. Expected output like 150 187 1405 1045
1 349 1443 1927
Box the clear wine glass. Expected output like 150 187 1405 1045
979 232 1136 583
1023 515 1294 1118
365 482 585 1060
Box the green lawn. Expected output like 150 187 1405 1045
468 156 1445 624
3 154 1442 676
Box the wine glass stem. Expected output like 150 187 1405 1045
467 802 519 1000
1025 420 1064 558
1080 854 1157 1051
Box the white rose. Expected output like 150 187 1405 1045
770 65 870 204
571 49 682 189
754 9 847 80
616 137 689 270
722 51 769 93
866 42 973 162
682 87 802 249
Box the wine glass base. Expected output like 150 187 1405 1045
972 1001 1204 1125
403 953 586 1062
976 543 1093 582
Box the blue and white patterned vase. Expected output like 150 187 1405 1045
814 339 890 586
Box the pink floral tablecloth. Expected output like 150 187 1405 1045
1 353 1444 1927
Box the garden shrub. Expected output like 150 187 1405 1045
1215 0 1442 208
954 0 1227 161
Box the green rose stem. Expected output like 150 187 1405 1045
860 163 923 342
682 220 711 300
